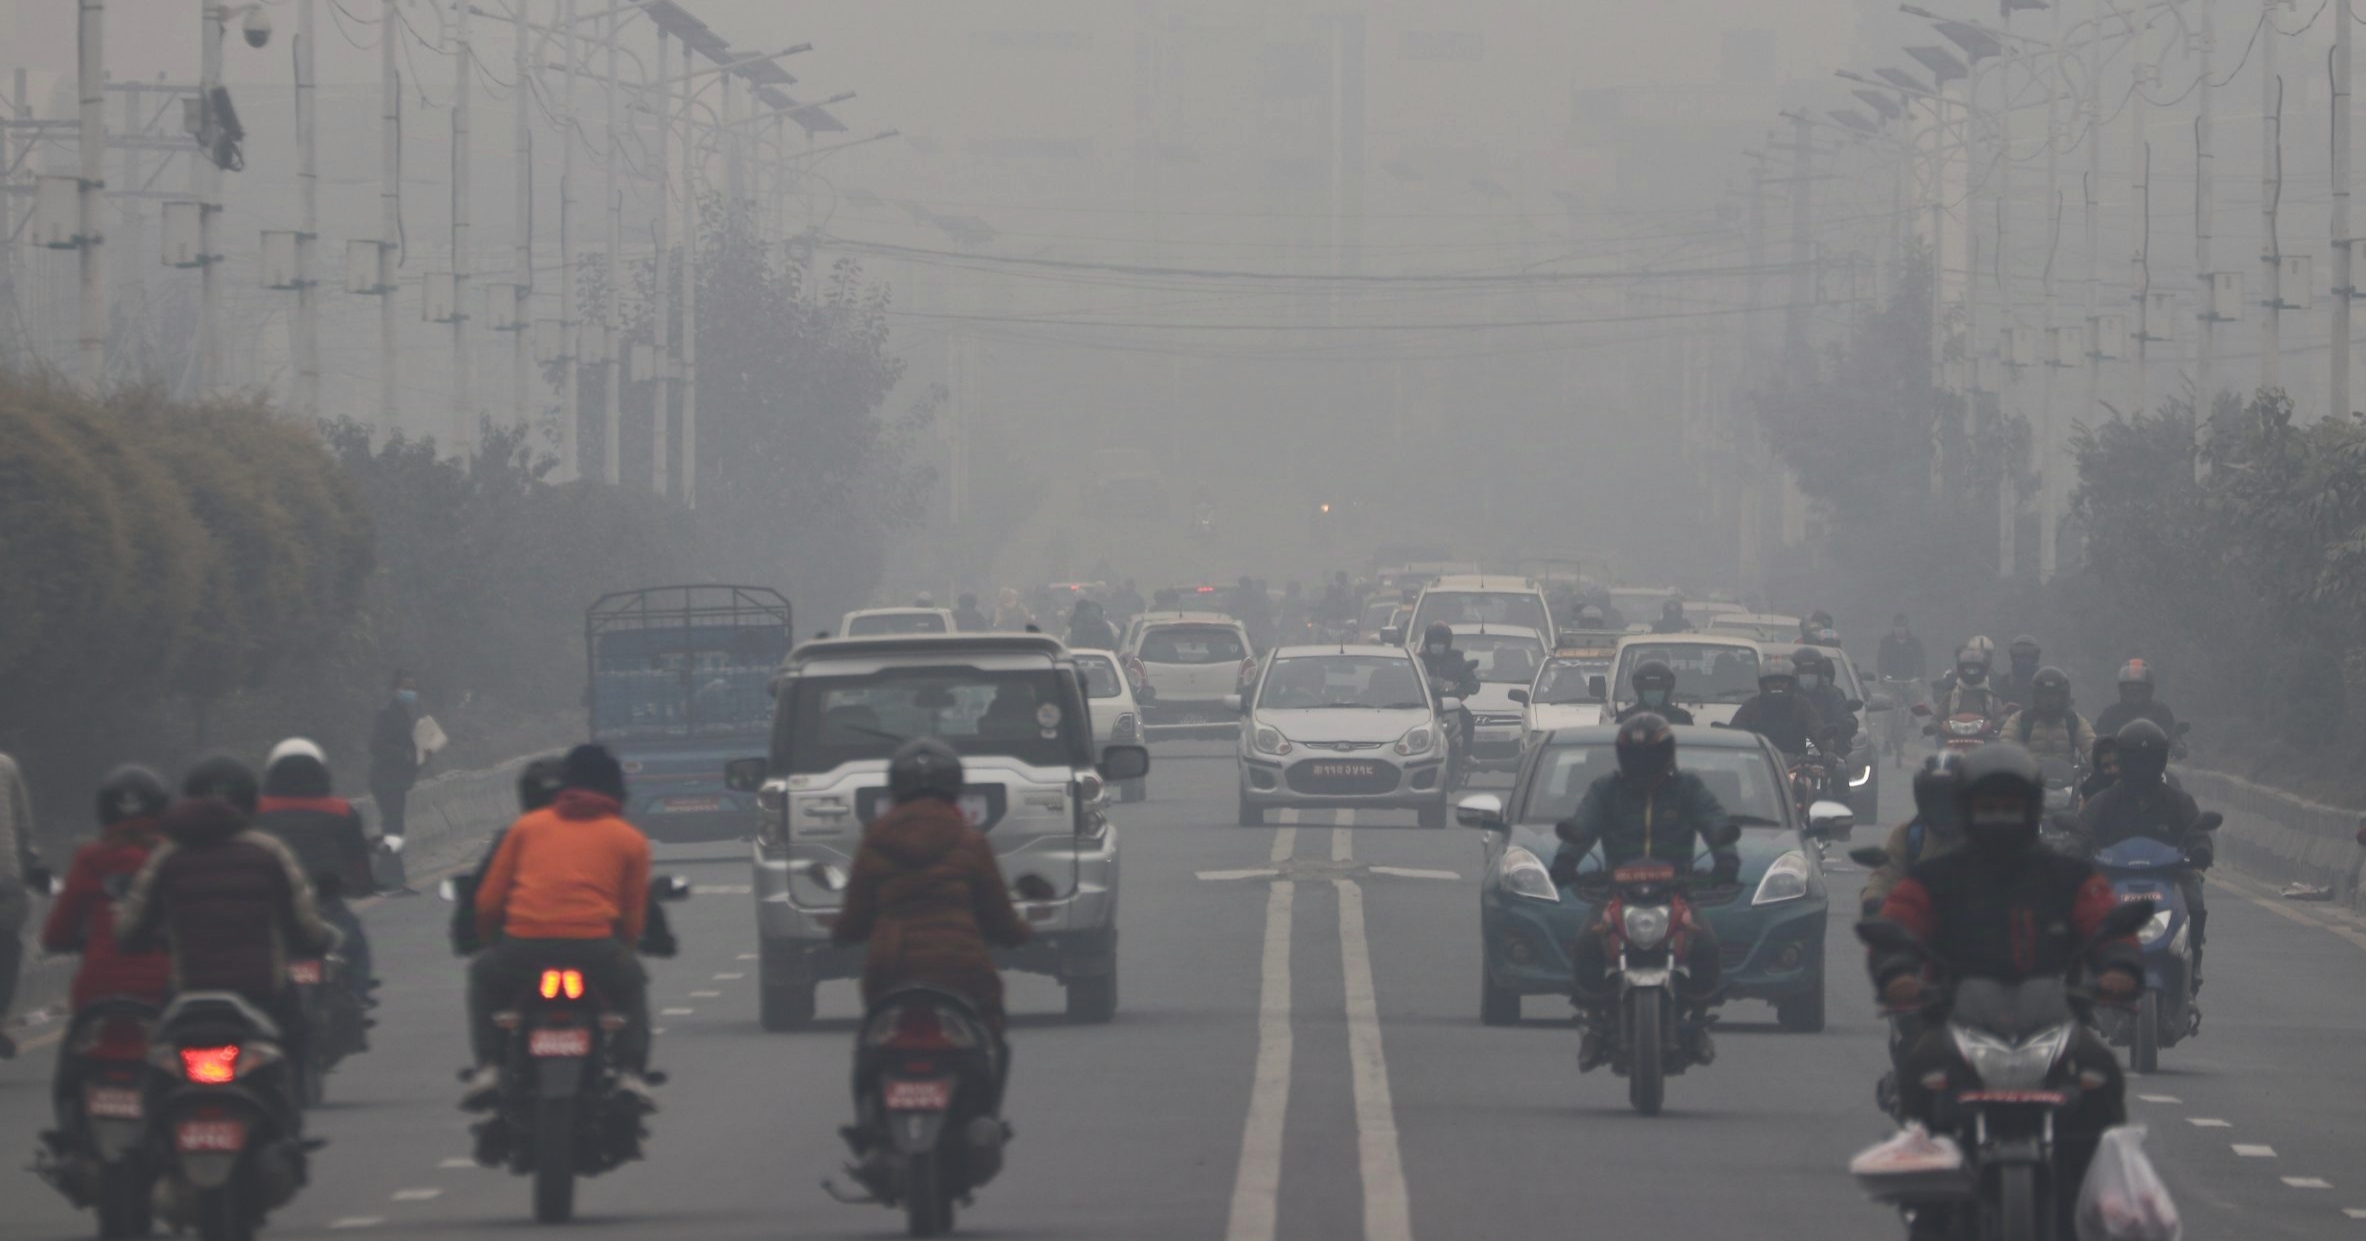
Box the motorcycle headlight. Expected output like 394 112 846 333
2139 909 2174 945
1396 725 1433 756
1849 764 1873 788
1253 725 1292 756
1620 903 1671 949
1496 846 1560 903
1949 1022 2074 1092
1752 850 1814 905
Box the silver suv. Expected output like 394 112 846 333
724 634 1149 1028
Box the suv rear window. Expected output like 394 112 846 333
1139 625 1246 665
772 665 1089 773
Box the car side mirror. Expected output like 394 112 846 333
1866 694 1895 712
1846 698 1866 713
1806 799 1856 839
2194 811 2223 833
1455 793 1508 831
1223 693 1245 714
795 860 849 893
1379 627 1403 646
723 757 768 793
1508 688 1529 705
1587 675 1607 700
656 874 694 902
1098 744 1151 783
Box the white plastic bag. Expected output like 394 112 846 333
1850 1124 1965 1177
2076 1125 2182 1241
412 714 449 765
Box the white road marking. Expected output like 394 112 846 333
1333 856 1414 1241
1271 825 1298 865
1223 879 1295 1241
691 884 752 895
713 973 744 980
1368 866 1461 881
1199 868 1282 882
689 990 721 998
2234 1144 2279 1158
736 953 757 960
2188 1118 2232 1128
2342 1207 2366 1219
328 1218 385 1229
2283 1177 2333 1189
437 1157 476 1168
661 1007 695 1016
1332 825 1353 863
390 1187 443 1201
2137 1093 2181 1104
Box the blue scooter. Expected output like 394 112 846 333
2090 815 2219 1073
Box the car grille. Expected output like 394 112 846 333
1301 740 1385 752
1285 759 1401 795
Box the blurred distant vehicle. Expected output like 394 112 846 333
838 607 956 637
1683 600 1747 630
1124 611 1256 739
1704 612 1804 643
1356 597 1403 643
1518 652 1615 746
1072 648 1149 802
1399 574 1557 648
1604 634 1764 728
1445 624 1549 776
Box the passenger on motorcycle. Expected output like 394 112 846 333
1870 743 2142 1239
1934 646 2009 723
2075 720 2213 986
2093 659 2183 741
1877 614 1926 683
1858 754 1966 918
1728 657 1829 757
1548 715 1740 1069
1616 661 1695 726
1993 635 2044 709
2000 667 2096 771
463 744 655 1108
1651 599 1694 634
1792 647 1857 758
1799 609 1835 644
254 739 378 1014
1064 598 1119 651
39 766 173 1131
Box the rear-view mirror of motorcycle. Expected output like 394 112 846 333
2175 721 2192 736
1455 793 1508 832
794 860 850 893
1806 800 1856 839
1865 694 1895 713
1011 873 1057 902
1910 702 1933 718
722 757 767 793
1507 688 1529 705
2093 898 2158 945
656 875 694 902
1848 845 1892 870
1587 675 1607 700
2194 811 2224 832
1098 744 1151 783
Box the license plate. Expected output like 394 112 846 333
528 1027 592 1057
1958 1090 2065 1105
662 796 723 813
175 1120 245 1153
287 959 324 985
85 1086 142 1120
1310 762 1378 778
882 1078 952 1111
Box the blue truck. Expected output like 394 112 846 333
586 585 792 842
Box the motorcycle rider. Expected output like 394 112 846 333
1934 645 2009 724
951 592 989 633
2075 720 2213 986
2000 667 2097 773
463 744 654 1108
1548 714 1740 1069
1859 754 1967 919
1877 614 1926 684
39 766 173 1133
254 739 378 1014
2093 659 2182 741
1994 635 2044 709
1870 743 2142 1238
1651 599 1694 633
1728 657 1829 758
1616 660 1695 726
1793 647 1857 758
1929 634 1996 699
1418 622 1481 753
1574 603 1610 632
1065 598 1119 650
116 758 339 1125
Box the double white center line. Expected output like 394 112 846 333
1226 819 1413 1241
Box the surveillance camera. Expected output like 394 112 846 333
241 7 273 48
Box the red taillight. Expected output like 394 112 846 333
539 969 585 1000
180 1046 239 1084
883 1005 956 1051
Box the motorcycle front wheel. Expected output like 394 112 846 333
1992 1162 2040 1241
533 1097 577 1223
96 1159 153 1239
1627 994 1665 1117
2131 991 2161 1074
903 1148 953 1237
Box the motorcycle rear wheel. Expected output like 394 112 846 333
2131 991 2161 1074
196 1180 250 1241
1993 1163 2040 1241
1627 995 1665 1117
96 1159 152 1239
903 1149 953 1237
533 1097 577 1224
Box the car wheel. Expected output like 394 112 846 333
1480 971 1521 1026
1416 800 1447 829
1775 974 1826 1033
1238 793 1265 826
1066 970 1118 1023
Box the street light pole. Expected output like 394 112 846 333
603 7 622 483
452 0 474 454
652 25 672 495
560 0 580 480
76 0 106 391
513 0 531 428
2262 0 2283 389
379 0 400 429
293 0 320 414
2193 0 2216 404
197 0 225 396
2335 0 2355 421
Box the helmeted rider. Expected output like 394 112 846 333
1548 714 1739 1070
1792 647 1857 758
2075 720 2213 987
1994 635 2044 709
1930 634 1996 698
1935 645 2009 724
1616 660 1694 726
1869 743 2141 1238
1877 613 1926 684
1065 598 1119 650
1419 622 1481 752
1651 599 1694 634
1728 656 1828 757
39 766 173 1135
2093 659 2181 742
2000 667 2097 773
1859 753 1967 918
1799 609 1836 644
1575 604 1609 631
254 738 378 1012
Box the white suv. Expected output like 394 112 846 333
1401 575 1557 648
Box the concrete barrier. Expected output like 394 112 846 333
2178 766 2366 915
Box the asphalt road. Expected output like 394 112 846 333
4 742 2365 1239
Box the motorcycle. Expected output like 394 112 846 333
2080 813 2220 1074
1567 838 1740 1117
1851 900 2158 1241
2035 760 2086 854
35 997 162 1239
285 952 367 1108
143 991 313 1241
1787 739 1845 818
463 875 692 1223
1915 703 1999 755
1428 674 1473 790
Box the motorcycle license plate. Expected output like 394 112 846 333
84 1086 142 1120
175 1119 245 1153
882 1078 953 1112
288 959 325 985
1958 1090 2065 1105
662 796 722 813
528 1027 592 1057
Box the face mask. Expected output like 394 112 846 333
395 689 418 707
1641 689 1667 708
1798 674 1821 690
1959 669 1986 686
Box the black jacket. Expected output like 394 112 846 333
1729 690 1826 756
1877 631 1926 680
118 799 338 999
1871 844 2141 990
1419 648 1480 699
2075 779 2211 865
1552 770 1735 874
1615 701 1695 726
368 699 418 789
2093 699 2180 740
254 797 375 899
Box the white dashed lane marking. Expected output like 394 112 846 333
2233 1144 2279 1158
2284 1177 2334 1189
689 990 721 998
661 1007 695 1016
391 1188 444 1201
328 1219 385 1230
2137 1093 2181 1104
713 973 744 980
736 953 757 960
2342 1207 2366 1219
437 1157 475 1168
2188 1117 2232 1128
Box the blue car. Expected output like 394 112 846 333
1469 725 1841 1032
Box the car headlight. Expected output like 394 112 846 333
2139 909 2173 945
1752 850 1813 905
1252 724 1292 756
1496 846 1560 902
1949 1022 2074 1092
1620 903 1671 948
1396 725 1433 756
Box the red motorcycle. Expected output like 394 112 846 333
1569 853 1735 1116
1913 703 1999 755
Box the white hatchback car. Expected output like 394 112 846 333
1230 644 1455 828
1125 611 1256 738
1071 648 1150 802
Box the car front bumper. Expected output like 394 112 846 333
1238 752 1448 811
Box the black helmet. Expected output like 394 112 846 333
1910 752 1963 834
1758 656 1796 693
2115 719 2171 784
2009 633 2040 656
559 743 628 802
1577 604 1607 627
889 736 964 804
1955 645 1990 685
1953 743 2043 856
181 756 260 817
518 756 566 812
1422 621 1454 652
96 764 170 826
2030 666 2072 716
1632 660 1678 708
1790 646 1827 683
2117 659 2155 701
1661 598 1685 618
1614 713 1677 784
1809 609 1834 628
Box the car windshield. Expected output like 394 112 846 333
1413 591 1551 636
846 612 947 636
1139 624 1246 665
772 666 1089 773
1518 743 1788 825
1074 655 1124 699
1257 655 1427 710
1610 643 1762 707
1534 658 1609 704
1360 600 1399 630
1457 632 1546 683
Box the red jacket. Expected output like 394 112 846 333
41 818 173 1011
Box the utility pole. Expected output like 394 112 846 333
2193 0 2217 402
293 0 320 414
2336 0 2355 421
76 0 106 390
2262 0 2283 389
602 7 622 484
451 0 473 454
1786 113 1813 356
2039 0 2066 580
679 36 699 508
2086 0 2107 429
379 0 401 428
1994 37 2017 579
2126 0 2150 422
559 0 580 479
196 0 224 396
652 26 672 496
512 0 531 427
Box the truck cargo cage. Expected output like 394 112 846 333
585 586 792 742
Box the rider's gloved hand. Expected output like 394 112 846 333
1880 972 1925 1010
1548 850 1579 888
1709 847 1741 886
2186 838 2215 869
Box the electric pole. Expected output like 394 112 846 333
379 0 401 428
76 0 107 390
513 0 531 427
196 0 224 396
293 0 320 414
652 25 673 496
679 36 699 508
2126 0 2150 422
2193 0 2217 402
559 0 580 479
603 7 622 484
452 0 473 454
1786 113 1813 355
2262 0 2283 388
2336 0 2355 421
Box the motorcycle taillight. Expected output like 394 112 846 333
875 1004 974 1051
180 1045 239 1083
539 969 586 1000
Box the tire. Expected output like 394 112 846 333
97 1159 152 1239
1627 994 1665 1116
904 1149 951 1237
2131 990 2161 1074
300 1045 328 1108
1416 801 1447 829
196 1180 248 1241
1237 793 1265 827
1995 1162 2040 1241
533 1096 577 1224
1066 971 1118 1024
1776 973 1827 1033
1480 972 1521 1026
